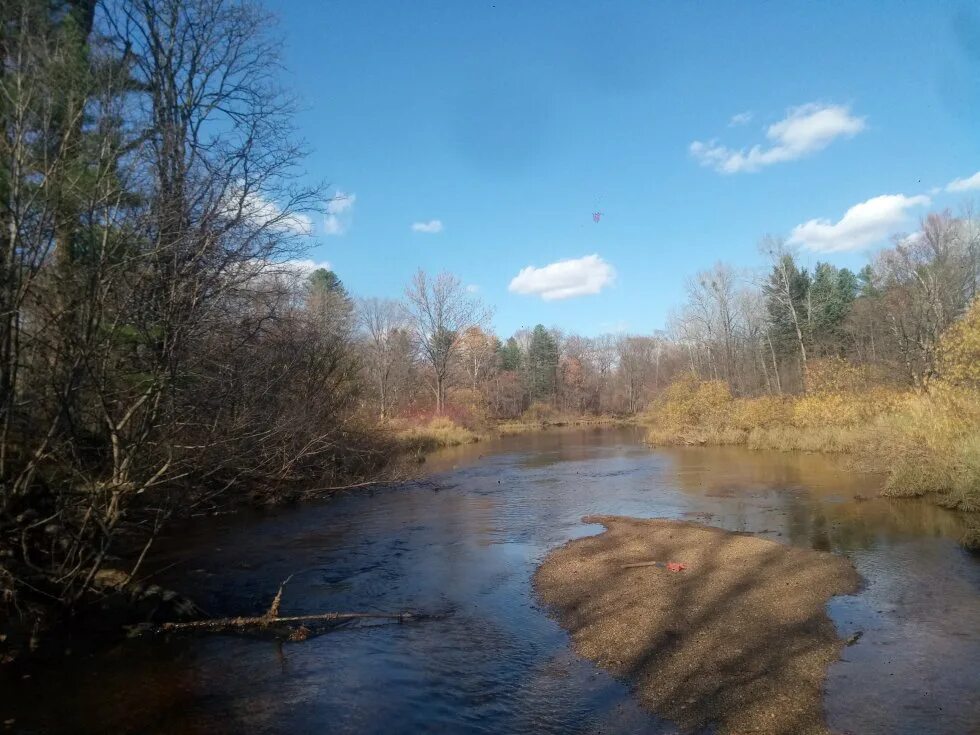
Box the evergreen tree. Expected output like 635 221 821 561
527 324 558 402
499 336 523 371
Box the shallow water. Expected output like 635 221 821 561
2 427 978 734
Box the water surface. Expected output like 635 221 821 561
2 427 978 734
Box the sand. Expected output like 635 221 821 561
533 516 860 735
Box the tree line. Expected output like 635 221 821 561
351 207 979 426
669 213 979 397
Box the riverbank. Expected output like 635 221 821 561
534 515 861 735
391 414 634 453
642 372 980 548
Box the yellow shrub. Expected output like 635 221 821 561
395 416 479 451
876 382 980 508
522 401 560 423
791 386 906 428
806 357 885 393
644 364 979 513
938 297 980 387
730 396 793 430
656 374 732 429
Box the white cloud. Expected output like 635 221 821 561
508 254 616 301
324 191 355 235
691 103 866 174
728 111 753 127
252 258 332 282
411 219 444 233
900 231 925 246
946 170 980 193
233 257 333 290
228 187 313 235
283 258 333 275
788 194 930 253
465 284 480 293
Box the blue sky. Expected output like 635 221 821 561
269 0 980 336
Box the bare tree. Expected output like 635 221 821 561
1 0 334 615
761 236 809 389
403 270 490 413
358 297 410 421
459 327 497 393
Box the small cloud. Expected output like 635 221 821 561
728 111 753 127
508 254 616 301
240 258 333 288
411 219 444 234
465 284 480 293
324 191 355 236
788 193 930 253
691 103 866 174
233 188 313 235
900 231 925 246
946 170 980 193
284 258 333 274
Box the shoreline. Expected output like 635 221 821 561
534 515 862 735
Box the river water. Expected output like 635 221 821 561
2 427 978 734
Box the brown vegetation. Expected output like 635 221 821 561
645 300 980 520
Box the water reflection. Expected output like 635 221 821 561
0 428 976 734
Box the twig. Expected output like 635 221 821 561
307 480 387 494
265 574 293 619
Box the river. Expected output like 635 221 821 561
2 427 978 734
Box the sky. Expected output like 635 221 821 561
266 0 980 337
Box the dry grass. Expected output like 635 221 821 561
392 416 481 452
496 414 630 436
643 367 980 518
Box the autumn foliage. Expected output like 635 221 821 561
646 318 980 515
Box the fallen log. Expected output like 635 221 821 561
144 575 427 637
157 610 420 633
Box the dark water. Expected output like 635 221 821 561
2 427 979 734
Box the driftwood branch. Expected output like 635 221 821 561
148 575 426 637
156 610 420 633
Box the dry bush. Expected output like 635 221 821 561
878 383 980 510
746 425 871 454
445 388 491 430
938 297 980 388
393 416 480 452
522 401 561 424
654 375 732 429
730 396 793 430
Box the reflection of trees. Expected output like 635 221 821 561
661 447 969 549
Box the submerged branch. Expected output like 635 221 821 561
155 610 422 633
147 576 431 636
